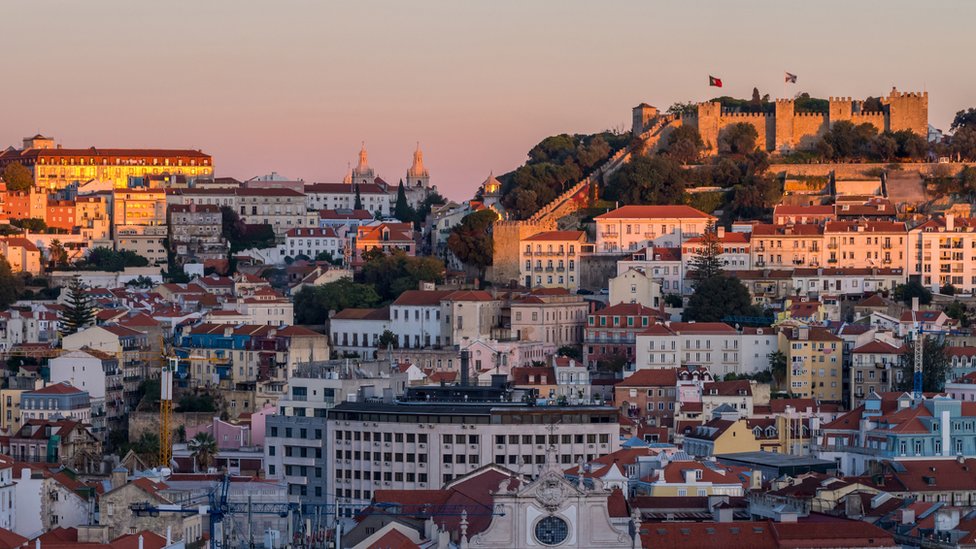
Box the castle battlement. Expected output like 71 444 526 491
661 88 929 155
721 111 770 118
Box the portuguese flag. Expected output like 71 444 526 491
708 75 723 88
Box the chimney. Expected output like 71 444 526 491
110 467 128 490
717 226 726 239
749 469 763 491
138 535 144 549
460 349 470 386
946 214 955 232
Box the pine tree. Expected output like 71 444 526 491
354 183 363 210
394 179 414 222
689 222 724 285
59 276 94 336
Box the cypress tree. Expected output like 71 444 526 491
354 183 363 210
59 276 94 336
394 179 413 222
689 222 725 286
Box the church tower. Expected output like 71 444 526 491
406 143 430 189
351 142 375 185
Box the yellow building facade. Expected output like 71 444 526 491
779 326 843 401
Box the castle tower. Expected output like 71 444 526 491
774 99 796 153
632 103 658 136
828 97 853 128
351 142 375 185
406 143 430 189
696 102 722 154
883 87 929 136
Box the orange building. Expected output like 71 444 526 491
45 200 76 231
354 222 415 265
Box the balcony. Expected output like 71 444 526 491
827 242 838 250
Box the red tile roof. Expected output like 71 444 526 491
27 382 85 396
595 205 713 220
365 529 419 549
392 290 456 307
523 231 586 242
617 369 678 387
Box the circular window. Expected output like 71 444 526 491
535 516 569 546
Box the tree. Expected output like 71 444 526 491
377 330 398 349
556 345 582 361
359 251 445 302
952 125 976 161
605 155 686 206
394 179 416 222
689 223 724 283
188 432 218 472
0 258 23 309
414 191 446 228
898 337 951 393
894 280 932 306
47 239 68 270
768 351 787 390
959 166 976 200
684 275 764 322
665 125 705 165
664 293 683 308
892 130 928 160
354 183 363 210
220 206 244 242
941 283 957 296
817 121 878 161
11 218 48 232
447 209 499 280
719 123 759 154
2 163 33 192
293 278 381 324
59 276 95 336
951 108 976 132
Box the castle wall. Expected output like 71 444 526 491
850 111 887 131
793 112 828 150
488 219 556 285
717 112 773 152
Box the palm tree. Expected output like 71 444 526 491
48 239 68 269
187 432 218 472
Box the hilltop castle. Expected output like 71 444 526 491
633 87 928 154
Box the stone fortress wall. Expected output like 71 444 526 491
633 88 928 155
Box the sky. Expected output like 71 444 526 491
2 1 974 200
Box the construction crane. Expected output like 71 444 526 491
911 298 924 402
160 357 175 467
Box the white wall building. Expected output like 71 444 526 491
594 205 714 253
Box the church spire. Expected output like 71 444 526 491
357 141 369 171
406 142 429 188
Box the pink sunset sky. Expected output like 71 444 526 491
2 0 974 200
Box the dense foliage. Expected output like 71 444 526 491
59 277 94 336
684 275 766 323
78 247 149 271
1 163 33 192
447 209 499 278
898 337 951 393
359 250 445 302
500 132 629 219
294 278 381 324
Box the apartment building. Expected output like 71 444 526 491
329 307 391 358
779 326 843 402
354 222 415 264
169 187 317 239
608 267 663 308
303 182 392 217
909 215 976 292
594 205 714 253
264 360 406 507
62 324 151 409
112 188 168 265
584 303 664 368
284 227 344 261
634 322 777 376
510 289 588 347
614 368 678 428
20 383 90 424
519 230 588 291
325 394 619 514
681 227 751 271
168 203 226 262
850 340 904 408
751 224 824 269
823 221 907 270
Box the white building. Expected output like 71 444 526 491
617 247 684 295
519 231 588 291
303 182 392 217
608 267 663 308
594 205 714 253
681 226 751 272
910 215 976 293
635 322 775 376
284 227 344 261
13 464 90 538
329 307 391 359
389 290 454 349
